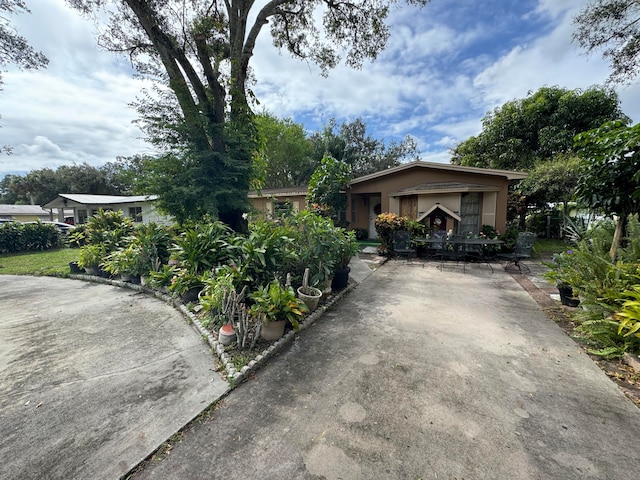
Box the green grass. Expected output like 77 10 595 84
357 239 381 248
534 238 570 258
0 248 79 276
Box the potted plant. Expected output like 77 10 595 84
169 268 205 303
78 244 106 276
331 229 359 290
543 249 580 307
249 279 309 341
297 268 322 312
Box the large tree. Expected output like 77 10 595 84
67 0 429 228
575 120 640 259
450 86 628 171
573 0 640 84
309 117 419 177
255 112 315 189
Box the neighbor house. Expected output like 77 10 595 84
248 186 308 217
0 204 52 222
44 194 172 225
347 161 527 239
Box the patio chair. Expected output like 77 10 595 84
392 230 416 263
497 232 536 273
439 234 466 272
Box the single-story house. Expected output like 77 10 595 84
0 204 52 222
347 161 527 238
248 187 308 216
44 194 173 225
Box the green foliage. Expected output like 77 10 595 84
374 213 410 249
575 121 640 218
353 228 369 241
307 155 352 221
171 221 234 275
249 280 308 330
308 117 419 177
520 155 581 208
451 86 627 171
254 112 315 189
573 0 640 84
0 221 61 254
616 284 640 339
66 1 429 229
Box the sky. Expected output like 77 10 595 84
2 0 640 177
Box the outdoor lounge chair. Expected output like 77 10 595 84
392 230 416 262
497 232 536 273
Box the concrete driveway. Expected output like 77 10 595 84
0 276 228 480
131 260 640 479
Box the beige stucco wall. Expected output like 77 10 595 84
348 164 511 233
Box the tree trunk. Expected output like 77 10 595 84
609 215 625 260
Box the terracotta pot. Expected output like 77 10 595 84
218 324 236 346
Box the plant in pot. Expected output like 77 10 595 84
331 229 359 290
78 244 106 276
249 279 309 341
543 249 580 307
297 268 322 312
168 267 205 303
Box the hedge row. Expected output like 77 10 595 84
0 222 62 254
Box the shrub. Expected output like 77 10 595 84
0 221 61 254
353 228 368 241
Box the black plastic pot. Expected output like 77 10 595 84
558 286 580 307
331 267 351 290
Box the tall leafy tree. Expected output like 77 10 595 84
575 120 640 259
573 0 640 84
1 0 48 153
66 0 430 228
309 117 419 177
451 86 628 171
255 112 315 189
307 155 352 222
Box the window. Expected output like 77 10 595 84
272 200 292 218
459 193 481 234
129 206 143 223
78 209 88 224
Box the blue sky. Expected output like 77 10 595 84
2 0 639 176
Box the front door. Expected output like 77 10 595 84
369 195 381 239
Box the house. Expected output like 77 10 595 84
248 187 308 217
0 204 52 222
44 194 173 225
346 161 527 239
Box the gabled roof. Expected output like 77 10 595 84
417 204 462 222
350 160 527 185
44 194 158 208
390 182 501 196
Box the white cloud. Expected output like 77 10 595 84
2 0 640 178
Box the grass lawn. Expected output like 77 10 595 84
0 248 79 277
534 238 570 258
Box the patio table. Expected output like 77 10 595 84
413 237 504 272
